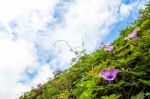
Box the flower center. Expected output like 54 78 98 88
107 75 113 79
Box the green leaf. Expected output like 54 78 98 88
79 89 95 99
145 92 150 96
130 92 145 99
101 94 120 99
139 79 150 86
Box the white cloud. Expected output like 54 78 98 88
29 64 54 87
120 3 134 16
0 0 57 98
57 0 121 49
0 38 37 99
119 1 148 17
0 0 57 23
0 0 148 99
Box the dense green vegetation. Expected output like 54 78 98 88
20 2 150 99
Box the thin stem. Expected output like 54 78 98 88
53 40 74 52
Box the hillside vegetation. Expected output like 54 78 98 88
20 2 150 99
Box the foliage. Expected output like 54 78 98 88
101 94 120 99
130 92 145 99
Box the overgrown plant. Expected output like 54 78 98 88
20 2 150 99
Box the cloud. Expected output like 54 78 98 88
0 0 58 23
0 36 54 99
0 0 148 99
29 64 54 87
0 38 37 98
119 0 149 18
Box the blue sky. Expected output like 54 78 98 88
0 0 149 99
104 10 138 43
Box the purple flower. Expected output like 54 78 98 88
104 45 114 52
100 42 106 49
99 42 114 52
100 68 118 81
37 83 42 88
124 30 138 40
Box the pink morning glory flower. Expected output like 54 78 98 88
124 30 138 40
37 83 42 88
100 68 118 81
104 45 115 52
